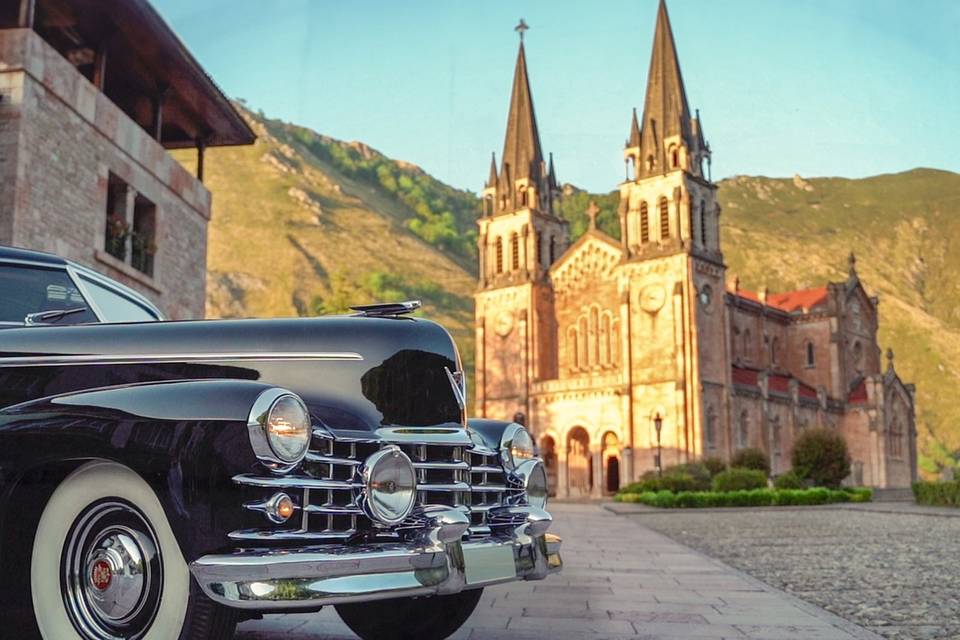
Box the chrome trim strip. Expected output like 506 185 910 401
0 351 364 367
303 504 364 515
232 474 361 491
305 453 362 466
413 460 470 471
416 482 470 493
469 465 503 474
227 529 354 542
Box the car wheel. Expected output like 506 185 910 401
30 460 237 640
335 588 484 640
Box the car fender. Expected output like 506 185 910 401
0 379 280 562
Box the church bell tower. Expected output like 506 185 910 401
475 20 568 421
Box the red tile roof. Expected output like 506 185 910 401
848 379 869 404
730 285 829 314
732 366 760 386
798 381 818 400
768 374 791 394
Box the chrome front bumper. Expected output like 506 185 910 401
190 505 562 610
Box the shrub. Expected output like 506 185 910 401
712 468 768 492
666 463 712 491
730 448 771 474
773 470 805 490
701 456 727 477
792 428 851 489
913 480 960 507
844 487 874 503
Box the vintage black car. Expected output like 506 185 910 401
0 245 561 640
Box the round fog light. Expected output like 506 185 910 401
362 446 417 525
264 492 295 523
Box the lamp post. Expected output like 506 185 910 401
654 413 663 478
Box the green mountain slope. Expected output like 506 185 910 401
179 106 960 476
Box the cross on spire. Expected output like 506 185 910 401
515 18 529 41
586 201 600 230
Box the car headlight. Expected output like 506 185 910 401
500 423 536 471
247 389 312 469
519 459 549 509
362 446 417 525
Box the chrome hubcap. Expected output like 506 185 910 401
62 501 163 640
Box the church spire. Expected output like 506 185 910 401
483 19 558 217
628 107 641 148
625 0 707 181
487 152 498 188
500 33 544 184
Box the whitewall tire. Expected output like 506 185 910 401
29 460 234 640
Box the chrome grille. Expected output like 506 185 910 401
234 428 519 541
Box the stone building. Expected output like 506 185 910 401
0 0 254 318
475 1 917 496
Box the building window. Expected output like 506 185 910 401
549 236 556 264
705 407 717 450
806 341 815 367
131 194 157 277
578 316 589 370
510 233 520 270
671 147 679 168
640 201 649 243
601 313 612 366
737 410 750 448
519 188 527 207
888 420 903 458
495 237 503 274
589 306 599 368
646 154 654 171
853 341 864 374
659 197 669 239
568 326 579 370
104 173 129 262
699 200 707 248
743 329 752 362
535 232 543 267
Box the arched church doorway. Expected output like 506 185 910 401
540 435 558 497
567 427 592 497
602 431 621 494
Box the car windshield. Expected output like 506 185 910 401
0 264 98 325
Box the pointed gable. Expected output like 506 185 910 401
549 231 623 299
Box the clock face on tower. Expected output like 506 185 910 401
494 311 514 337
640 284 666 313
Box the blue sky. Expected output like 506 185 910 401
154 0 959 194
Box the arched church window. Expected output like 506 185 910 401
640 202 650 243
549 236 556 264
535 232 543 268
568 326 579 370
601 313 612 366
888 420 903 458
495 237 503 274
671 147 679 168
705 407 717 450
700 200 707 247
738 410 750 448
510 233 520 271
853 341 864 374
578 316 588 370
519 188 527 207
646 154 654 171
659 197 669 239
806 342 815 367
589 307 599 368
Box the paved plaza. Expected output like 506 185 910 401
628 502 960 639
238 503 879 639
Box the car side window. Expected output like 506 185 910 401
0 264 98 324
78 276 158 323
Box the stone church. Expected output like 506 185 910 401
474 1 917 497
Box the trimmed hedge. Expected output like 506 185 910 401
913 480 960 507
614 486 872 508
712 468 767 492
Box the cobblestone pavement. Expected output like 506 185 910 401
627 504 960 640
238 503 878 639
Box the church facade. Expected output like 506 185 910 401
474 1 917 497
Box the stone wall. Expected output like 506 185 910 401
0 29 210 319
